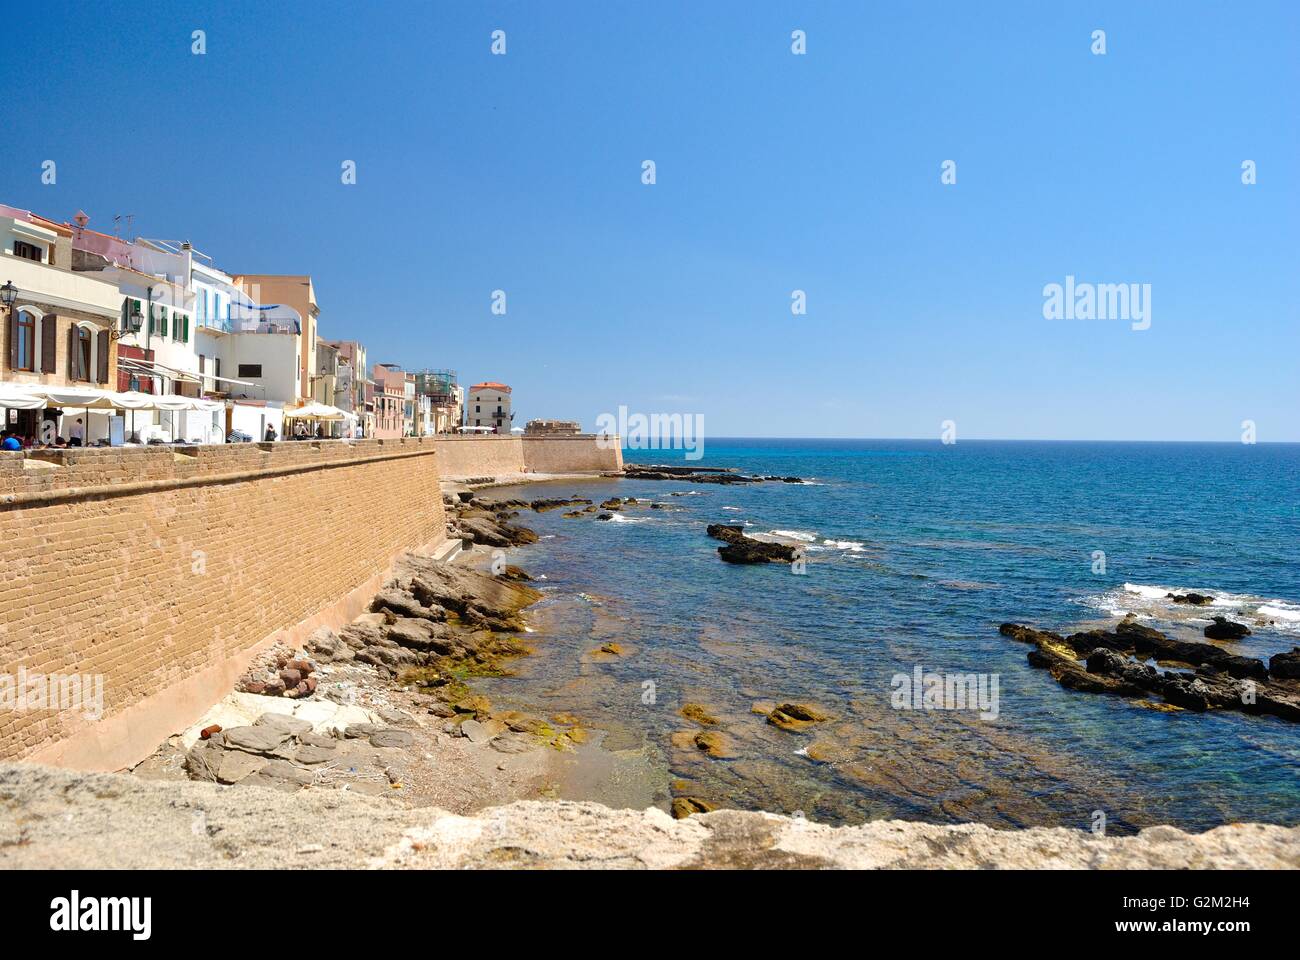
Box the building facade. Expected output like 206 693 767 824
370 363 406 438
467 381 512 433
1 204 122 443
525 418 581 436
232 274 320 403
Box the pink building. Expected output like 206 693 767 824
370 363 405 438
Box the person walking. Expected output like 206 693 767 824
69 418 84 447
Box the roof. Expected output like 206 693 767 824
469 382 511 393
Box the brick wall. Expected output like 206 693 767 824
0 438 445 768
434 435 526 478
521 436 623 474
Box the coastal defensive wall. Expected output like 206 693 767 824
0 438 443 770
0 433 620 770
435 433 623 478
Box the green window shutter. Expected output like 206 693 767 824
161 308 169 338
183 315 190 342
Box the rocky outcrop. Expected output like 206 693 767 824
185 710 415 795
442 493 540 547
1167 592 1214 606
706 524 799 564
2 763 1296 869
1000 621 1300 722
529 497 593 512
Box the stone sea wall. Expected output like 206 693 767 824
0 438 446 769
434 434 622 479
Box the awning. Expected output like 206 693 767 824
283 401 355 421
32 386 119 410
0 382 222 413
0 386 46 410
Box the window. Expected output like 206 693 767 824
160 307 169 338
237 363 262 377
15 310 35 371
179 314 189 342
13 240 43 262
75 327 92 381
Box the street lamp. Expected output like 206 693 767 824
0 281 16 309
111 301 144 340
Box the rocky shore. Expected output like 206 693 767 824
1001 618 1300 721
74 470 1295 868
131 494 601 810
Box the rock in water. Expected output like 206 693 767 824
681 703 719 726
767 703 830 732
1269 648 1300 679
671 797 716 819
1204 616 1251 640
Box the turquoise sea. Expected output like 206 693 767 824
485 439 1300 832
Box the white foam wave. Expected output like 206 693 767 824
768 529 818 542
1083 583 1300 635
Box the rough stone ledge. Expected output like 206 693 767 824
0 763 1294 869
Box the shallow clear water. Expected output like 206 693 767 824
482 439 1300 832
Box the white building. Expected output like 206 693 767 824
467 381 512 432
191 267 302 441
70 225 222 443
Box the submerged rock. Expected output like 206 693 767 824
767 703 831 732
693 731 730 757
680 703 719 726
671 797 716 819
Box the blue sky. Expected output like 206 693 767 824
4 1 1296 440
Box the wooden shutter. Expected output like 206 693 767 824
6 310 16 369
67 325 78 378
40 315 57 372
96 330 109 384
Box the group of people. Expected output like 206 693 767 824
261 421 349 442
1 417 86 451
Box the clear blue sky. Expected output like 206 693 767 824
5 1 1297 440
